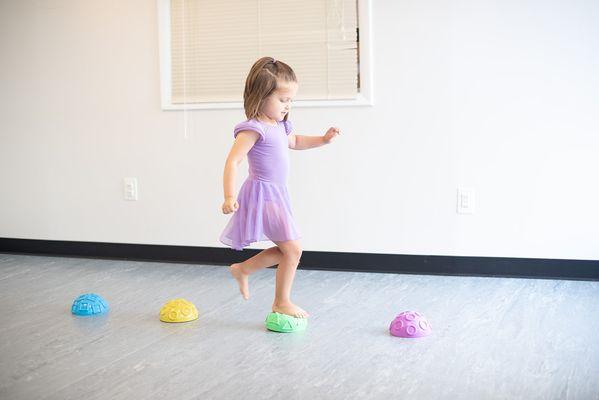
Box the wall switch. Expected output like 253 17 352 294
123 178 138 201
457 187 475 214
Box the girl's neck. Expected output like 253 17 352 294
256 114 277 126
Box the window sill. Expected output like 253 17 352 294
161 93 373 111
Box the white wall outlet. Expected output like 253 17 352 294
123 178 138 201
457 187 475 214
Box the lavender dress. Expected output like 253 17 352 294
220 118 301 250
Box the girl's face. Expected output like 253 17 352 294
260 80 298 123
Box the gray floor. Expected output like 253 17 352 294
0 254 598 400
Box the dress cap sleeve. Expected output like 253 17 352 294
282 119 293 135
233 119 265 141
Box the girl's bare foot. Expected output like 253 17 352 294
229 263 249 300
272 301 310 318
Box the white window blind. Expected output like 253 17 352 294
169 0 359 104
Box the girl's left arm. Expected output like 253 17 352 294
289 127 340 150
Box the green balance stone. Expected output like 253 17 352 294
265 312 308 333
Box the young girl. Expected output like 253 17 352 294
220 57 340 319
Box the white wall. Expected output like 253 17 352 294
1 0 598 260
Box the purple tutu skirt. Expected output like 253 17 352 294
220 178 301 250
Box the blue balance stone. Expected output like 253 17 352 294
71 293 109 316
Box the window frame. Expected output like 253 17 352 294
157 0 372 110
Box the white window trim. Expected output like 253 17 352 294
157 0 373 110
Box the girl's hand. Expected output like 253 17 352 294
222 197 239 214
323 127 340 144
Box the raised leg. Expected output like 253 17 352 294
230 246 282 299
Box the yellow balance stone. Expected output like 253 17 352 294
159 298 199 323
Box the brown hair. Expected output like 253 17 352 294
243 56 297 121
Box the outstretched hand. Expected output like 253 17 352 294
323 127 341 144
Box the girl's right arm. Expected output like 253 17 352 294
222 130 261 214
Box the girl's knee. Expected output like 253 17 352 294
285 247 302 262
278 241 302 262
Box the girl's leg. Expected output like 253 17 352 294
271 239 309 318
230 246 282 299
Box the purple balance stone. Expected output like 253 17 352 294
389 311 432 338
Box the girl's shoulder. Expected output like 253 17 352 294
233 118 293 140
281 119 293 135
233 118 266 141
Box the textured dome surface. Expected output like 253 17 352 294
389 311 432 338
71 293 109 316
159 298 199 323
265 312 308 333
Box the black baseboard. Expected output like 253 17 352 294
1 238 597 281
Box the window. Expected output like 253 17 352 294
157 0 372 109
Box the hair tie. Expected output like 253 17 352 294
272 58 277 64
